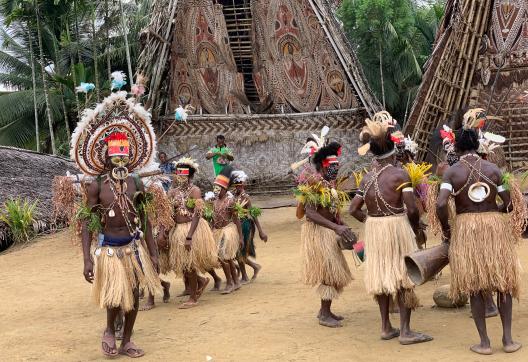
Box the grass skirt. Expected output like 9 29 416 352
92 241 161 312
239 218 256 259
213 223 240 261
449 212 521 299
169 219 219 275
301 221 353 300
158 247 171 275
364 214 419 308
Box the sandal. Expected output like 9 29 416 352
101 330 118 358
119 341 145 358
178 300 199 309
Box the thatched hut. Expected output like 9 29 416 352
0 146 78 234
404 0 528 168
137 0 380 189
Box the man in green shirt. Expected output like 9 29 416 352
206 135 234 176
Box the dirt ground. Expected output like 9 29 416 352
1 205 528 362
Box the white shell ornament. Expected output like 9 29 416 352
468 182 490 203
94 247 101 256
108 209 115 218
107 248 115 257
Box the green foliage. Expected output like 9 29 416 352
203 203 213 222
74 202 101 233
186 198 196 209
248 206 262 219
501 172 513 191
0 197 38 243
0 0 151 152
338 0 445 121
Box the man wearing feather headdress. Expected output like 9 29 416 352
349 111 432 345
294 127 355 328
67 89 163 358
436 108 524 355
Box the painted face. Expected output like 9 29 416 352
213 185 222 197
110 156 130 180
324 163 339 181
172 174 188 187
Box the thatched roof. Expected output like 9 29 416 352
404 0 528 168
0 146 78 223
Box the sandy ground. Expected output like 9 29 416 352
1 206 528 362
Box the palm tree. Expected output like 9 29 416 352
34 0 56 154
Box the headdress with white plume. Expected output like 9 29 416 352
291 126 330 171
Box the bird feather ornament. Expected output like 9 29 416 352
291 126 331 171
357 115 393 156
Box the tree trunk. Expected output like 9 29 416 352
60 89 71 143
105 0 111 80
27 26 40 152
379 41 385 108
74 0 82 64
65 21 81 121
118 0 134 84
92 7 100 101
35 0 56 155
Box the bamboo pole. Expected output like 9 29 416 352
118 0 134 85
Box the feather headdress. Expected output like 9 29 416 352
232 170 249 185
291 126 330 171
357 111 396 156
174 157 199 172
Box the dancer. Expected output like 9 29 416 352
294 135 355 328
166 157 219 308
232 170 268 283
436 109 524 355
71 91 161 358
211 166 244 294
350 112 432 344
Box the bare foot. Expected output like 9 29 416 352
139 302 155 311
318 315 342 328
470 344 493 355
251 264 262 281
221 284 235 295
316 310 344 321
381 328 400 340
399 332 433 345
211 278 222 292
503 341 522 353
240 277 251 285
196 278 210 300
162 281 171 303
234 280 242 291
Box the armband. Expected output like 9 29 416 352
497 185 506 193
440 183 453 192
402 187 413 193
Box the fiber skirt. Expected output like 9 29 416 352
300 221 353 300
364 214 419 308
213 223 240 261
169 219 220 275
92 241 161 312
158 247 171 275
449 212 521 299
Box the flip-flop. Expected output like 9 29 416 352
399 333 433 345
381 329 400 340
178 300 199 309
119 341 145 358
101 331 118 358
